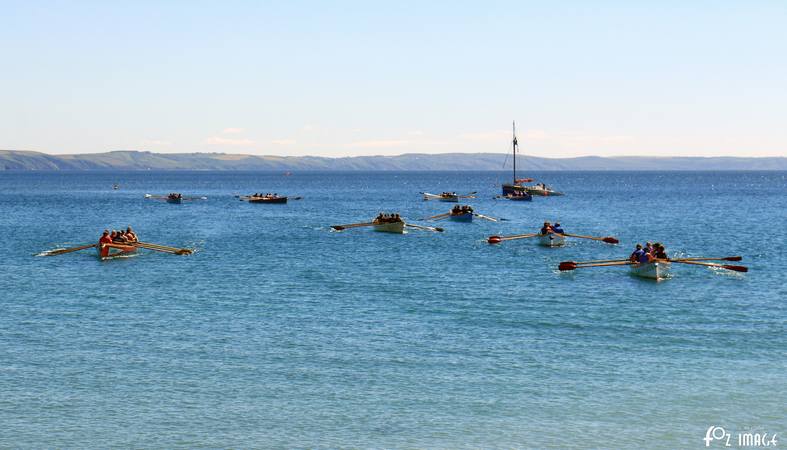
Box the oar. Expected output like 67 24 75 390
42 243 97 256
558 261 635 271
331 222 375 231
561 233 619 244
458 191 478 198
405 223 444 232
671 256 743 262
473 213 501 222
571 258 631 265
422 213 450 221
487 233 538 244
669 260 748 272
133 242 193 255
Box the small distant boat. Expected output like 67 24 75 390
422 191 476 202
630 261 671 280
503 191 532 201
145 193 206 204
538 233 566 247
525 184 564 196
373 217 406 233
98 243 138 259
112 184 120 190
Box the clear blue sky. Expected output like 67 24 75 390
2 1 786 157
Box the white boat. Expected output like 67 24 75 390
525 185 564 196
373 220 405 234
630 261 671 280
538 233 565 247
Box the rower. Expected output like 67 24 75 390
653 243 668 259
630 244 644 262
540 222 552 235
552 222 564 234
126 226 137 242
99 230 112 245
638 247 654 263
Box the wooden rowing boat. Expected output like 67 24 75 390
538 233 565 247
98 243 138 260
423 192 459 202
248 195 288 204
373 219 405 234
449 211 473 222
503 191 532 201
630 261 671 280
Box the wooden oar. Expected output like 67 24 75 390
571 258 631 265
405 223 444 232
473 213 502 222
42 243 97 256
558 260 635 271
487 233 538 244
133 241 193 255
669 260 748 272
458 191 478 198
560 233 619 244
422 213 450 221
331 222 375 231
670 256 743 262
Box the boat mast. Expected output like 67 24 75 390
512 121 517 183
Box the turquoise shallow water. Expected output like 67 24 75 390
0 171 785 448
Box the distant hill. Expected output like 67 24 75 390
1 149 785 171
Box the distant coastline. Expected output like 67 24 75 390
1 149 785 171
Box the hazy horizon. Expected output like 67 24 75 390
3 2 786 158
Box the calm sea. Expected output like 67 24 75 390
0 171 784 448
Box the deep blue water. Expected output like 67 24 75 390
0 171 784 448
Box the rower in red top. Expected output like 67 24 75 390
98 229 113 258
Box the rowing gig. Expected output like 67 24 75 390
630 261 671 280
98 243 138 260
373 218 405 234
249 196 288 204
538 233 565 247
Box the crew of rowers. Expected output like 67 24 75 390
451 205 473 215
440 192 457 197
629 242 668 263
508 190 529 198
375 213 402 223
252 193 279 198
167 193 182 200
99 227 138 245
539 221 565 235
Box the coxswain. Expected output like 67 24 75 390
552 222 564 234
638 247 654 263
99 230 112 245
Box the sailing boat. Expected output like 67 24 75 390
501 121 563 198
501 122 533 200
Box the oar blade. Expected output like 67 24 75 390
723 265 748 272
724 256 743 261
603 237 619 244
434 227 444 232
558 262 578 271
331 225 345 230
487 236 502 244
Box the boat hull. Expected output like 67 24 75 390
98 243 138 259
630 261 671 280
249 196 288 204
373 221 405 234
538 233 565 247
449 212 473 222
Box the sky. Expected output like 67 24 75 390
2 1 786 158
